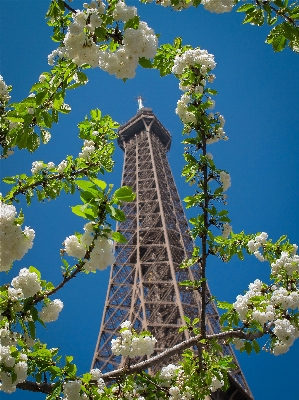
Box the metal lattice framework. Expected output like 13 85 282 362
91 108 253 400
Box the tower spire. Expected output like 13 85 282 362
137 95 145 110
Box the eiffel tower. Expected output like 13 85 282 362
91 102 253 400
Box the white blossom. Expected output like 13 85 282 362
222 223 232 238
57 159 68 173
64 235 86 259
172 48 216 76
39 299 64 322
0 75 10 104
31 161 44 174
219 171 231 192
202 0 234 13
11 268 41 298
111 322 157 358
0 203 35 272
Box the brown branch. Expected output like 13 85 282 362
63 1 77 14
17 381 54 394
101 329 264 380
256 0 299 27
14 329 264 394
6 161 103 201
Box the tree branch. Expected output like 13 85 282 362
101 329 264 380
14 329 264 394
16 381 54 394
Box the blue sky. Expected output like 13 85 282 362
1 1 299 399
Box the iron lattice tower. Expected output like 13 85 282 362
92 107 253 400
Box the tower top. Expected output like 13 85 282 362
118 107 172 152
137 95 145 110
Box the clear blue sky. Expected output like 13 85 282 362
1 1 299 399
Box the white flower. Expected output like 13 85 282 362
57 159 68 173
11 268 41 298
219 171 231 192
0 75 11 104
90 368 102 380
31 161 44 174
202 0 234 13
64 235 86 259
210 373 224 392
254 250 265 262
84 237 115 271
0 203 35 272
39 299 64 322
121 320 132 329
222 223 232 238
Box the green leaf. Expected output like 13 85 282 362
111 231 127 243
29 266 41 279
244 341 252 355
28 321 36 340
65 355 73 363
75 180 97 191
71 205 89 219
113 186 136 202
43 111 53 128
272 34 287 52
107 205 126 222
139 57 153 68
124 16 140 30
27 132 40 152
217 301 233 310
253 340 260 354
35 90 49 105
237 3 256 12
53 92 64 110
30 306 39 322
91 178 107 190
94 26 107 41
2 177 16 184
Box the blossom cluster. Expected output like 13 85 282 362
160 365 193 399
0 75 10 104
210 373 224 392
39 299 64 323
111 321 157 357
0 202 35 272
145 0 234 13
233 274 299 355
31 159 68 175
173 48 228 146
64 222 115 271
201 0 234 13
159 364 181 386
222 223 232 238
63 380 86 400
174 49 217 125
172 48 216 76
49 1 158 79
247 232 268 262
11 268 41 298
99 21 158 79
219 171 231 192
0 324 28 393
90 368 106 394
79 140 95 159
271 248 299 276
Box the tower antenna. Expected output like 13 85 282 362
136 95 145 110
